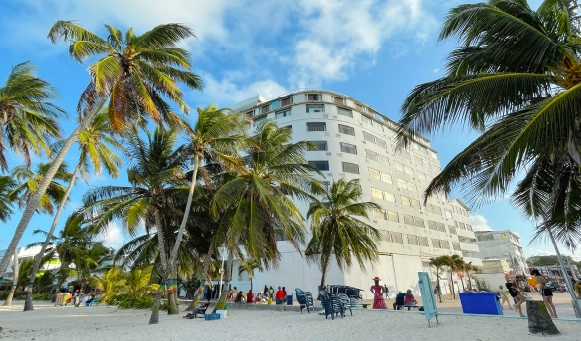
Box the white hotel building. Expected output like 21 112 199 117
228 90 481 298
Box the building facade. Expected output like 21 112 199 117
228 90 481 299
474 230 528 276
0 245 61 281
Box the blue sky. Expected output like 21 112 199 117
1 0 576 260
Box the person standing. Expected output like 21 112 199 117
531 270 557 318
370 277 387 309
383 284 390 299
498 285 513 309
264 285 269 297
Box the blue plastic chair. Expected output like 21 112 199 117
295 288 314 314
319 291 345 320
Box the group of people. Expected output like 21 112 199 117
498 269 559 318
51 289 98 307
225 285 288 304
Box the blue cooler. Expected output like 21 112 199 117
204 313 221 321
459 292 503 315
287 294 293 305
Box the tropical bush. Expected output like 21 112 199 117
0 291 53 300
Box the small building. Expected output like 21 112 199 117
1 245 60 281
475 230 528 276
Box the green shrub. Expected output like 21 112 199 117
0 291 53 301
107 293 155 309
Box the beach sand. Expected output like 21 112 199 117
0 301 579 341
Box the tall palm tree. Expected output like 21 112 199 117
0 21 203 285
0 62 63 171
210 121 324 310
452 255 467 291
464 262 479 290
2 250 18 306
23 111 122 311
9 162 71 215
168 105 246 304
82 128 189 323
0 176 17 222
304 179 381 288
429 256 447 302
442 254 464 299
396 0 581 247
237 258 263 293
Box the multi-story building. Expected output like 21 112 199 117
0 246 61 281
228 90 481 298
474 230 528 276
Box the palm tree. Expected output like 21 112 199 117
237 258 263 293
396 0 581 247
9 162 71 215
429 256 447 302
0 62 63 171
304 179 381 289
464 262 479 290
0 21 203 285
167 105 246 305
0 176 17 222
452 255 467 291
82 128 189 323
441 254 464 299
210 121 324 310
24 111 122 311
2 250 18 306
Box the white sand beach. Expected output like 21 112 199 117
1 302 580 341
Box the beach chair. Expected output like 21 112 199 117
295 288 314 314
89 296 102 306
337 293 353 316
319 291 344 320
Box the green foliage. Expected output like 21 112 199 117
397 0 581 249
527 255 581 268
305 179 381 287
0 62 64 171
107 292 155 309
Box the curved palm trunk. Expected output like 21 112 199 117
168 155 200 269
0 96 107 282
3 250 18 306
24 162 82 312
149 210 169 325
320 257 330 290
213 249 233 312
185 251 213 311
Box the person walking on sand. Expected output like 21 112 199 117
383 284 390 299
505 282 526 317
498 285 513 310
531 269 557 318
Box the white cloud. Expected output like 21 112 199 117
199 73 289 106
433 68 440 73
470 214 494 232
3 0 438 92
98 222 124 250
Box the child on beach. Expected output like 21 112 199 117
498 285 513 309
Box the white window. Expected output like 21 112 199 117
340 142 357 155
371 188 384 199
375 137 387 149
363 131 375 143
310 141 328 151
407 183 417 192
449 226 457 235
381 173 392 184
378 154 390 165
419 236 429 246
453 242 461 251
414 217 424 228
307 122 326 131
445 209 453 218
374 208 386 220
342 162 359 174
387 210 399 222
245 110 254 118
392 232 404 244
403 214 414 225
334 97 345 105
440 240 450 249
401 196 411 207
254 116 267 127
384 192 396 202
397 178 407 189
380 231 391 242
365 149 379 162
337 107 353 117
261 104 270 114
280 96 292 106
338 124 355 136
368 168 381 180
308 160 329 171
307 94 321 101
407 235 419 245
394 162 404 172
307 104 324 113
275 109 291 119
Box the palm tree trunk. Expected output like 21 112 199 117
3 250 18 306
435 270 442 303
449 271 456 299
0 96 107 281
185 251 213 311
149 210 169 325
168 155 200 269
24 161 82 312
167 260 179 315
56 262 69 289
250 277 253 293
320 257 329 290
213 249 233 312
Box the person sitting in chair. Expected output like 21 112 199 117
393 292 405 310
275 286 286 304
183 299 210 319
404 290 418 308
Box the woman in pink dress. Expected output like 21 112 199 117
370 276 387 309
